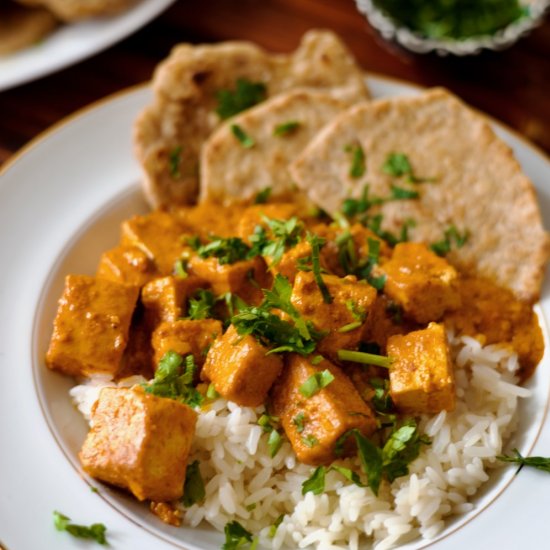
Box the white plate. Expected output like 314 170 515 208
0 0 176 92
0 77 549 550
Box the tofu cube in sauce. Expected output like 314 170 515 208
96 244 156 287
79 386 197 502
271 354 377 465
201 325 283 407
388 322 456 414
46 275 139 377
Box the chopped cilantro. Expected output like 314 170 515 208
430 225 469 256
370 377 395 414
222 520 254 550
299 369 335 398
301 434 319 448
251 216 303 265
197 236 251 265
206 383 220 400
389 185 419 200
216 78 267 120
246 503 257 512
168 146 183 179
268 514 285 538
254 187 272 204
382 153 412 177
330 465 365 487
310 354 324 366
274 121 301 136
53 511 107 545
337 349 393 369
497 449 550 474
258 414 280 432
307 233 332 304
301 466 326 495
144 351 203 407
173 258 188 278
187 289 216 320
182 460 205 507
231 124 255 148
292 412 307 433
345 143 366 179
267 429 283 458
338 321 363 333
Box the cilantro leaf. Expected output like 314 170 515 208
268 515 284 538
382 153 412 177
389 185 419 200
292 412 307 433
345 143 366 179
302 466 326 495
337 349 393 369
267 430 283 458
222 520 254 550
430 225 469 256
307 233 332 304
254 187 272 204
497 448 550 474
330 465 365 487
299 369 335 397
53 511 107 545
231 124 255 148
169 146 183 179
196 236 251 265
182 460 205 507
216 79 267 120
274 121 301 136
187 289 216 320
301 434 319 447
144 351 204 407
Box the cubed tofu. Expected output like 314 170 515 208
201 325 283 407
79 386 197 502
271 354 376 465
237 203 300 244
188 255 270 305
96 245 156 287
151 319 223 368
141 275 206 328
121 210 188 275
173 202 249 239
381 242 460 324
387 322 455 414
46 275 139 377
291 271 377 360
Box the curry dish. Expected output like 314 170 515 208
45 195 544 526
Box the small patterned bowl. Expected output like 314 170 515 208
355 0 550 55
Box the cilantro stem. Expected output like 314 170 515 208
337 349 393 369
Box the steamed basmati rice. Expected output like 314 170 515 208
70 331 530 549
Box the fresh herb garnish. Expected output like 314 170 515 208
222 520 255 550
299 369 335 398
196 236 251 265
389 185 419 200
365 214 415 247
187 289 216 320
307 233 332 304
252 216 303 265
345 143 366 179
206 383 220 400
268 515 285 538
53 511 107 545
254 187 272 204
174 258 188 278
292 412 307 433
310 354 324 365
430 225 469 256
258 414 283 457
497 449 550 474
144 351 203 407
182 460 205 507
335 420 429 495
168 146 183 179
370 377 395 414
231 124 255 148
382 152 435 183
301 434 319 447
337 349 393 369
301 466 326 495
274 121 301 136
216 78 267 120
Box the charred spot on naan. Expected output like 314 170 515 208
133 30 370 208
289 88 550 303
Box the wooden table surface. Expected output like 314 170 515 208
1 0 549 167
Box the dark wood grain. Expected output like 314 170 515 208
1 0 549 167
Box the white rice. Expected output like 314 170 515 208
71 332 530 549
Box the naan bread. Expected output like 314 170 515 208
289 88 550 302
0 1 57 55
200 88 369 204
14 0 136 20
134 30 370 208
